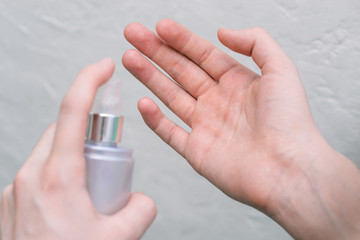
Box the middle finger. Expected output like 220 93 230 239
124 22 217 99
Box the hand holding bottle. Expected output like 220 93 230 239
123 19 360 239
0 59 156 240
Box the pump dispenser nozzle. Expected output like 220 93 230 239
92 79 122 115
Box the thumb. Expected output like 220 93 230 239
217 27 297 76
109 192 157 239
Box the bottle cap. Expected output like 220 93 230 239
86 113 123 143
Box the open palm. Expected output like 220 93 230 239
123 19 318 210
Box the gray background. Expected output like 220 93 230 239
1 0 360 239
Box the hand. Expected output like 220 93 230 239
0 59 157 240
122 19 360 239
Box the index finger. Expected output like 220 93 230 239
50 58 115 165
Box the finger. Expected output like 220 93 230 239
217 28 297 76
0 185 13 216
21 123 57 174
0 185 14 239
111 192 157 240
155 19 257 82
50 58 115 166
138 97 189 157
124 22 216 98
123 49 196 127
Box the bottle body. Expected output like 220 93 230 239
84 141 134 215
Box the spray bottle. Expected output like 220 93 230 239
84 80 134 215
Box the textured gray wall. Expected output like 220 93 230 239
1 0 359 239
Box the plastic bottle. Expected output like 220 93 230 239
84 80 134 215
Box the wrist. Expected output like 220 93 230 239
265 131 360 239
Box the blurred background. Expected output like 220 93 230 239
1 0 359 239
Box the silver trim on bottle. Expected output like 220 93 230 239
86 113 123 143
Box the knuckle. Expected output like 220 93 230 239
167 124 179 146
165 87 181 109
198 45 214 65
169 57 187 80
40 161 85 193
193 77 213 97
251 27 268 36
40 163 64 192
1 185 13 202
182 104 195 127
59 96 79 116
13 170 28 195
40 174 63 194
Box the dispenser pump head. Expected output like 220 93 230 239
86 79 123 143
86 113 123 143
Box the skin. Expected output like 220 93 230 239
0 58 157 240
1 19 360 240
122 19 360 239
